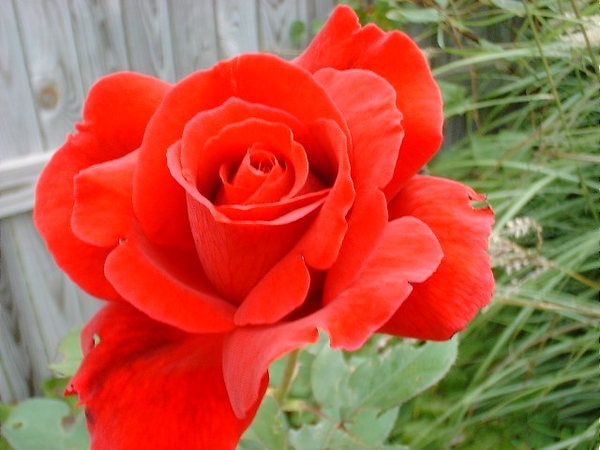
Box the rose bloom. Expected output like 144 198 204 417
34 5 494 450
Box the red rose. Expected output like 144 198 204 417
34 5 494 449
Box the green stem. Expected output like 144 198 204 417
275 349 300 403
568 0 600 83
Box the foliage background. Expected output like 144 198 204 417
351 1 599 448
1 0 598 449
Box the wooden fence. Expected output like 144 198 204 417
0 0 336 402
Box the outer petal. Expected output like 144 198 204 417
323 189 388 303
294 5 443 196
233 252 311 325
314 68 403 190
104 228 236 333
71 151 137 248
381 175 494 340
79 72 170 150
320 216 443 350
34 72 169 300
224 216 442 416
224 321 319 418
69 303 266 450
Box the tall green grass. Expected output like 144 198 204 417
349 0 599 447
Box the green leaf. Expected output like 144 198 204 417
289 20 306 48
386 7 442 24
0 437 12 450
288 422 341 450
490 0 525 16
345 407 399 446
239 395 289 450
48 328 83 378
290 415 409 450
438 81 469 119
310 343 352 409
0 403 11 422
348 337 458 410
2 398 89 450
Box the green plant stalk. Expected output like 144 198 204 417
567 0 600 83
274 349 300 404
523 1 573 151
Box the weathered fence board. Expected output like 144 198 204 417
122 0 177 81
215 0 260 57
0 1 44 160
0 0 335 402
169 0 220 75
13 0 87 149
1 214 99 394
259 0 301 55
69 0 130 87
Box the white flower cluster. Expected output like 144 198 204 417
490 217 549 280
560 13 600 47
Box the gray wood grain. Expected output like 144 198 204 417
13 0 86 150
258 0 299 56
0 1 44 160
169 0 219 77
68 0 130 86
121 0 176 81
215 0 260 58
1 214 99 396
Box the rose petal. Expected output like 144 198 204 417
79 72 171 149
177 98 311 183
323 189 388 303
70 303 266 450
224 217 442 414
167 137 328 305
135 54 347 248
104 228 236 333
381 175 495 340
169 139 328 225
184 196 318 303
71 151 137 248
319 216 443 350
294 5 443 196
183 117 311 213
166 98 332 223
291 119 355 270
223 320 319 417
233 252 311 325
314 68 403 190
166 114 353 314
215 191 329 223
34 73 169 300
218 146 294 205
232 120 355 325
